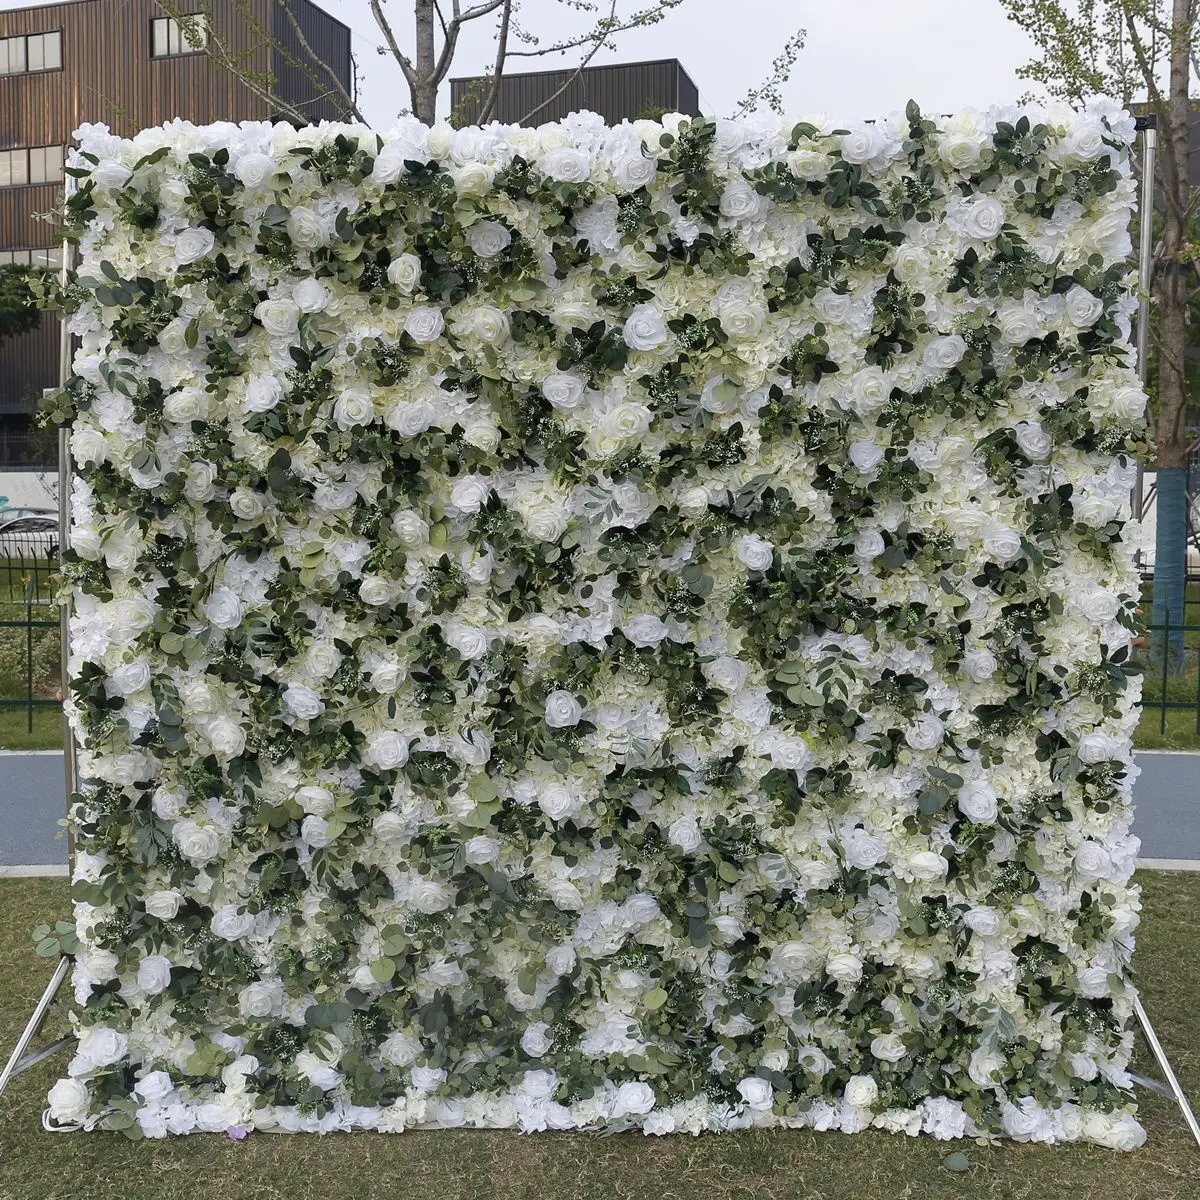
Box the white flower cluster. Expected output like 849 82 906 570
52 100 1145 1148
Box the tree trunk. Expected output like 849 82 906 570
413 0 437 124
1150 0 1193 669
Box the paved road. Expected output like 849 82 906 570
1 751 1197 869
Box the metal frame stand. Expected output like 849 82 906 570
1128 113 1200 1150
0 233 78 1105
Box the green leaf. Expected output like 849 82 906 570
943 1152 971 1173
643 987 669 1011
370 957 396 983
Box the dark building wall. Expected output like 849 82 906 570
271 0 354 124
450 58 700 127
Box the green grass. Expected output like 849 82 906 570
0 705 63 751
1 873 1198 1200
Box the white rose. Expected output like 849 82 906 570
600 402 653 440
613 148 656 191
957 779 998 823
464 835 500 866
367 731 410 770
136 955 173 995
283 683 323 719
254 297 300 337
296 785 335 816
968 1045 1006 1086
521 1023 553 1057
982 522 1022 563
1079 589 1120 624
292 277 329 313
964 906 1002 937
736 1077 774 1111
48 1077 92 1123
736 533 774 571
110 659 151 696
453 161 494 197
1083 1111 1146 1151
962 647 997 682
539 783 580 821
287 205 328 249
74 1026 128 1073
143 889 182 920
840 125 884 164
908 850 949 883
1015 420 1053 460
229 487 265 521
1059 122 1108 163
847 366 891 415
301 814 332 848
962 195 1005 240
234 151 275 188
450 475 491 515
869 1034 907 1063
668 816 703 854
467 220 512 258
381 1030 423 1066
410 878 452 913
333 387 375 429
206 715 246 758
404 305 445 344
826 951 863 984
542 372 585 411
923 334 966 371
622 304 668 351
387 253 423 293
173 819 220 864
174 226 215 265
719 178 762 220
844 1075 879 1107
359 576 392 606
854 529 885 560
463 421 500 453
1074 840 1112 881
239 980 283 1018
787 147 829 179
244 374 282 412
383 400 435 441
1064 285 1104 328
541 146 591 183
769 736 812 774
613 1081 656 1116
518 495 568 542
545 944 577 976
163 386 207 423
211 903 256 941
850 439 884 474
624 613 669 648
204 586 243 630
445 623 489 660
544 690 583 728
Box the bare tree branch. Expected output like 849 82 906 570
278 0 365 121
476 0 513 124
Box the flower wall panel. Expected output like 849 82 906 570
50 103 1146 1148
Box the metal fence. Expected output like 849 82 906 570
1135 575 1200 738
0 534 60 733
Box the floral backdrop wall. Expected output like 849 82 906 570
46 100 1147 1148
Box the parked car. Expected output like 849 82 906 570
0 510 58 563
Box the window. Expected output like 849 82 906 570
0 247 63 269
0 146 65 188
150 13 209 58
0 31 62 76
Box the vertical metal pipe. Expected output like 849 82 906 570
1132 118 1157 528
56 222 77 874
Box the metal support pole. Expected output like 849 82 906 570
0 956 71 1099
57 230 77 874
1132 993 1200 1148
1132 115 1157 528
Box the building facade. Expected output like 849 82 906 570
0 0 353 465
450 58 699 129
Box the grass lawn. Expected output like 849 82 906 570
0 874 1197 1200
0 706 63 752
